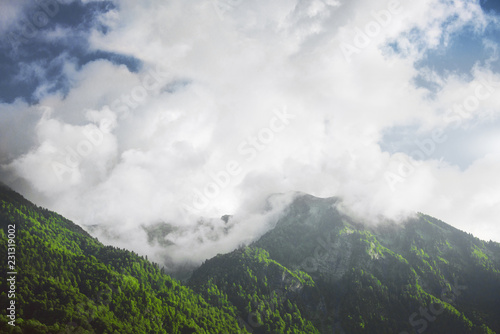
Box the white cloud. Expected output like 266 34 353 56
0 0 32 35
2 0 500 269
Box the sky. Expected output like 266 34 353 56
1 0 500 269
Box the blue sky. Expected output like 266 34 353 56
1 0 500 264
0 1 140 104
381 1 500 170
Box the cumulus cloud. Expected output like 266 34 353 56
2 0 500 270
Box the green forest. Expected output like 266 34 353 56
0 185 247 333
1 185 500 333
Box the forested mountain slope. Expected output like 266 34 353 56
0 184 247 334
191 194 500 333
2 184 499 333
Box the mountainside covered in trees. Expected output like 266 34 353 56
1 185 500 333
0 184 247 333
190 194 500 333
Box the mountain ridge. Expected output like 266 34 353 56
1 185 499 333
0 184 248 333
191 194 500 333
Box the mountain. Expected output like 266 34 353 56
189 194 500 333
0 184 247 333
1 184 499 333
189 246 321 333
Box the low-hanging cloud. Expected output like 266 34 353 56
1 0 500 270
